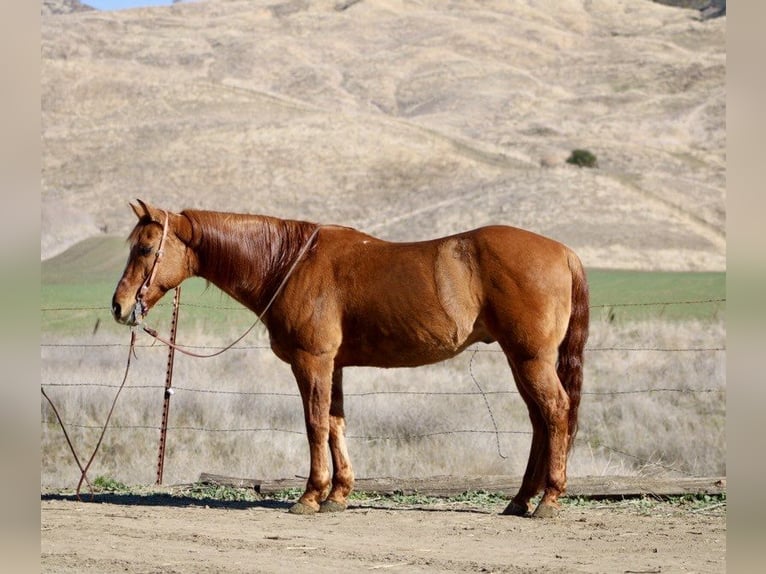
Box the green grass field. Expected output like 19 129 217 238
41 236 259 337
586 268 725 322
41 236 725 336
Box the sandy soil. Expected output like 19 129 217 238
41 495 725 573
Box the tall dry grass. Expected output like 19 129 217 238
40 316 724 489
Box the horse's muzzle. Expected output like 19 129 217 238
112 298 144 326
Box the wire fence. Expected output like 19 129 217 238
41 297 726 485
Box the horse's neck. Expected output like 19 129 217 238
192 213 317 313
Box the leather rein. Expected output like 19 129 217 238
137 218 322 359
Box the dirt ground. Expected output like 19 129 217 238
41 494 725 574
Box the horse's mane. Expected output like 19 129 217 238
181 209 320 306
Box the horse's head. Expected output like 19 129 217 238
111 199 195 326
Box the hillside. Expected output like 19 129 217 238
41 0 725 271
41 0 94 16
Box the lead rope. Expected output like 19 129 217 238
141 225 322 358
42 330 138 501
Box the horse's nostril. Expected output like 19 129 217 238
112 301 122 320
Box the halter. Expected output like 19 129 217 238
135 210 170 320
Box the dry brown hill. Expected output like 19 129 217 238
41 0 725 271
42 0 95 16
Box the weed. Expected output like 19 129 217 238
92 475 130 492
563 495 592 508
671 492 726 511
179 483 261 502
272 487 304 502
566 148 599 168
450 490 507 505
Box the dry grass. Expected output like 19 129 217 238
41 0 725 273
40 316 724 489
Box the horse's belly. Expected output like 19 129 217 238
337 314 491 368
337 235 488 367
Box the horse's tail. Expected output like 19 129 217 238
558 249 590 452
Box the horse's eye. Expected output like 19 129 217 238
138 245 153 256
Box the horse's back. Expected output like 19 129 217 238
304 224 577 367
318 223 575 310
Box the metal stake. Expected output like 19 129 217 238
156 285 181 485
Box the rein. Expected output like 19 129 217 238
141 224 322 358
42 330 138 500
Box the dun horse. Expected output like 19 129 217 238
112 200 589 518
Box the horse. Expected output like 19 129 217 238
112 200 589 518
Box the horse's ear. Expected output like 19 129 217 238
130 200 146 220
131 199 192 244
132 199 167 224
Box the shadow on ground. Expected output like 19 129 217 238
40 491 291 510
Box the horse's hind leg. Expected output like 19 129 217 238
320 367 354 513
504 354 571 518
502 377 549 516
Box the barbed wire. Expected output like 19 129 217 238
40 341 725 353
40 419 531 439
589 298 725 309
41 297 726 314
40 382 724 397
41 296 725 481
40 297 725 354
39 417 689 475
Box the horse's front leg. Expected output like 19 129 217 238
320 367 354 512
289 351 334 515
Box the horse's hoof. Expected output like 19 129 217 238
319 499 348 513
502 501 531 516
531 501 560 519
288 501 318 515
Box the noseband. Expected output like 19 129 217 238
135 210 170 320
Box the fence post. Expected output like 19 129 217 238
156 286 181 485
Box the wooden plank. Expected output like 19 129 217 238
566 476 726 499
238 475 726 499
198 472 262 491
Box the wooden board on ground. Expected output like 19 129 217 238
199 473 726 499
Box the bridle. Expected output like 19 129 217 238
135 210 170 321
